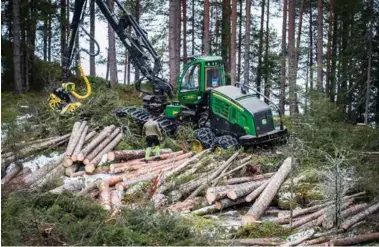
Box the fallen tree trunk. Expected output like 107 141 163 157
70 171 85 177
2 165 22 185
217 238 282 246
98 181 111 210
85 133 123 173
64 164 79 176
215 197 246 210
108 149 173 162
71 125 89 161
65 121 86 156
78 178 102 195
227 173 274 185
322 203 369 229
152 193 168 209
302 236 331 246
34 163 65 188
330 232 379 246
242 157 292 224
342 202 379 230
206 185 236 204
83 128 121 165
166 197 203 213
49 179 84 194
105 175 124 186
24 154 65 185
245 179 271 202
227 179 266 200
110 190 122 210
191 205 219 216
77 125 115 161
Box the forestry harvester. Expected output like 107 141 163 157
49 0 287 150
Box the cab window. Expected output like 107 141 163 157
205 67 221 89
181 64 200 92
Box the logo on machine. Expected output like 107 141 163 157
262 119 267 125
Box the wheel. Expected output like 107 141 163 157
191 128 215 152
213 135 240 151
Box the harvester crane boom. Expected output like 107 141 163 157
62 0 174 98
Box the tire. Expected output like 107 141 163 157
213 135 240 150
194 128 216 149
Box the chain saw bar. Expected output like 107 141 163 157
62 0 174 99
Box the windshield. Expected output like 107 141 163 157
181 64 200 92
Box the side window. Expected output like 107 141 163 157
205 67 221 89
181 64 200 92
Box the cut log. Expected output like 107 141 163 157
330 232 379 246
64 164 79 176
34 163 65 188
63 158 73 168
65 121 86 156
156 182 175 195
303 236 331 246
227 174 274 185
227 179 266 200
77 125 116 161
166 197 203 213
152 193 168 209
110 190 122 210
85 133 123 173
217 238 282 246
242 157 292 224
70 171 85 177
322 203 369 229
71 125 89 161
78 178 102 195
94 166 110 174
105 175 124 186
342 202 379 230
98 181 111 210
84 130 97 142
206 185 236 204
49 179 84 194
24 154 65 185
215 197 246 210
83 128 121 165
281 229 315 246
108 148 173 162
191 205 219 216
2 165 22 185
245 178 271 202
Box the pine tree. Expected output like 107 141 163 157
203 0 210 55
12 0 23 93
90 0 96 76
108 0 118 88
230 0 237 85
243 0 251 88
279 0 287 114
316 0 323 90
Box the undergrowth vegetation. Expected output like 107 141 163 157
1 191 213 246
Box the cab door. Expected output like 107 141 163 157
178 62 203 105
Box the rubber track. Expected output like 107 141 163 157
116 107 177 134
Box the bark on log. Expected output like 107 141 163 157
66 121 86 156
242 157 292 224
78 178 102 195
206 185 236 204
94 166 110 174
105 175 124 186
303 236 331 246
49 179 84 194
98 181 111 210
227 179 266 200
77 125 115 161
70 171 85 177
110 189 122 210
156 182 175 195
217 238 282 246
34 163 65 188
108 148 173 162
2 165 22 184
65 163 79 176
85 133 123 173
191 205 219 216
84 130 97 142
245 178 271 202
322 203 369 229
342 202 379 230
24 154 65 185
71 125 89 161
330 232 379 246
83 128 121 165
227 174 274 185
215 197 246 210
166 197 203 213
152 193 168 209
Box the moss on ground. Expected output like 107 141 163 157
235 222 293 239
1 191 212 246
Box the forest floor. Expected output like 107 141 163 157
1 82 379 246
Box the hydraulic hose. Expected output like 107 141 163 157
71 64 92 100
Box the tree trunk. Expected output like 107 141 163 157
279 0 288 114
169 0 181 86
12 0 23 93
48 4 52 62
342 202 379 230
364 0 373 124
242 157 292 224
322 203 369 229
230 0 237 86
99 181 112 210
217 238 281 246
325 0 334 95
287 0 296 116
43 14 48 61
309 7 314 90
110 190 122 210
227 180 266 200
237 0 242 83
90 0 96 76
256 0 265 93
263 0 270 104
191 205 219 216
203 0 210 55
71 126 90 161
245 178 270 202
215 197 245 210
182 0 188 63
34 162 65 188
206 185 236 204
303 237 331 246
65 122 84 156
191 0 195 55
331 232 379 246
134 0 140 81
316 0 323 90
24 154 65 185
60 0 67 66
167 198 203 213
243 0 251 87
221 0 231 84
2 165 22 185
108 149 173 162
77 125 115 161
329 13 338 102
108 0 118 88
